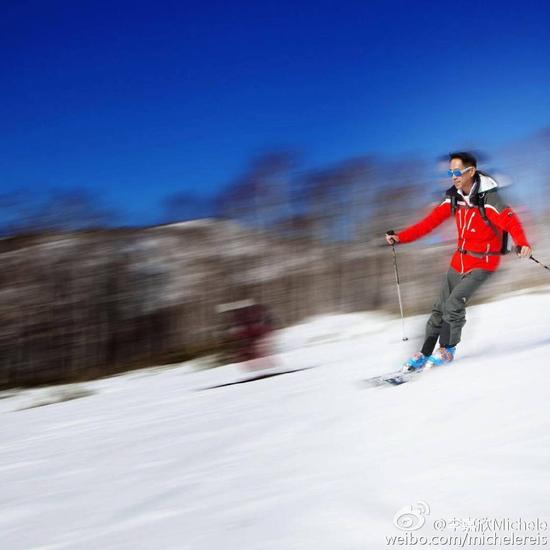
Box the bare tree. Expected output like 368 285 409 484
216 150 298 230
160 192 214 224
0 187 118 235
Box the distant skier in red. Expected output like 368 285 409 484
230 303 275 370
386 152 532 371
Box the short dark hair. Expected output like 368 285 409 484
449 151 477 167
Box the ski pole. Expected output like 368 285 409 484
386 231 408 341
514 246 550 271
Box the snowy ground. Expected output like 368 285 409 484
1 287 550 549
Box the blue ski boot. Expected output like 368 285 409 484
426 346 456 367
402 352 428 372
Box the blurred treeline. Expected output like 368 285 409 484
1 130 550 388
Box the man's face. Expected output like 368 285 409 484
450 158 475 192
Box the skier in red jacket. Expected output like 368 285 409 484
386 152 532 371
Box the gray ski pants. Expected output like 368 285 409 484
424 268 493 351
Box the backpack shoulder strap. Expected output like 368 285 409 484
445 186 458 215
477 191 488 220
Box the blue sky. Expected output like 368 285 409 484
2 0 550 225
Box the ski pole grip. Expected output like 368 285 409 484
514 245 522 255
386 229 397 245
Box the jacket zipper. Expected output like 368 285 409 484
459 207 475 273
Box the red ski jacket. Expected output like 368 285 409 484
396 174 530 273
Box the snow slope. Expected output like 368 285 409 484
1 287 550 549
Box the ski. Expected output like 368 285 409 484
365 367 428 387
364 360 454 386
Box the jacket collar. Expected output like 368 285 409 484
446 171 499 205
